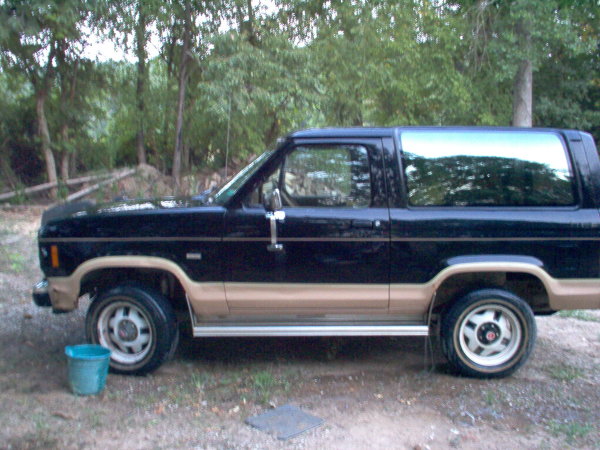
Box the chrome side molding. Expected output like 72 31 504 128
192 324 429 337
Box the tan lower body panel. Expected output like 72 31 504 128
223 282 388 315
543 278 600 310
390 262 600 313
46 257 600 319
46 256 229 315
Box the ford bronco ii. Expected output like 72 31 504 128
33 127 600 378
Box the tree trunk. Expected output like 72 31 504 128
172 0 191 190
60 124 70 180
36 90 58 198
56 39 77 181
0 140 18 190
182 143 190 172
246 0 257 46
70 151 77 177
512 19 532 127
162 25 177 165
135 3 148 165
32 45 58 198
512 59 532 127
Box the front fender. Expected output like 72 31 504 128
46 256 228 315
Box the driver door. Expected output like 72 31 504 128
224 139 390 315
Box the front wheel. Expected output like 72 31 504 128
86 283 178 375
441 289 536 378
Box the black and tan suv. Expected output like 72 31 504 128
33 127 600 378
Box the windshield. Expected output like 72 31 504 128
211 151 272 205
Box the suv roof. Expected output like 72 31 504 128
289 127 395 139
288 126 571 140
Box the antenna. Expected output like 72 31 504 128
225 91 232 179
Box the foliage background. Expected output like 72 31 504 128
0 0 598 194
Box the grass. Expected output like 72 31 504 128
483 390 497 406
547 420 594 444
545 363 584 382
7 184 27 204
133 389 161 409
191 372 214 391
21 411 60 446
218 371 244 387
57 181 69 200
0 219 33 274
480 384 514 408
8 252 25 272
165 383 196 406
8 431 58 449
88 411 104 429
558 310 599 322
186 367 298 405
252 370 276 404
32 412 49 433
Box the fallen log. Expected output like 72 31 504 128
65 168 137 203
66 173 114 186
0 172 113 201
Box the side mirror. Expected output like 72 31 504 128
268 188 283 211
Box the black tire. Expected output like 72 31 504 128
440 289 536 378
86 283 178 375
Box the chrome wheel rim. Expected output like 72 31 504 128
97 300 153 365
457 303 522 367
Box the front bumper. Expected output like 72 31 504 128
32 280 52 307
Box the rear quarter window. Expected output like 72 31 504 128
401 131 576 207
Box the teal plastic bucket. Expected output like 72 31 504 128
65 345 111 395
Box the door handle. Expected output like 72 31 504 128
265 210 285 252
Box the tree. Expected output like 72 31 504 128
99 0 163 166
53 53 110 179
0 0 92 196
0 70 36 190
169 0 228 189
460 0 596 127
0 0 597 196
171 0 192 189
195 6 319 170
534 2 600 139
134 1 148 165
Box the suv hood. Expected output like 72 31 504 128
41 197 207 226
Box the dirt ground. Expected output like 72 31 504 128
1 206 600 449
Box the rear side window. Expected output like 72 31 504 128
401 131 576 207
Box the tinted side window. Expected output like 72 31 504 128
401 131 576 207
282 146 371 207
250 145 372 208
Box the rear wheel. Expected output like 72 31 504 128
86 283 178 375
441 289 536 378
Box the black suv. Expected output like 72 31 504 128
34 127 600 378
